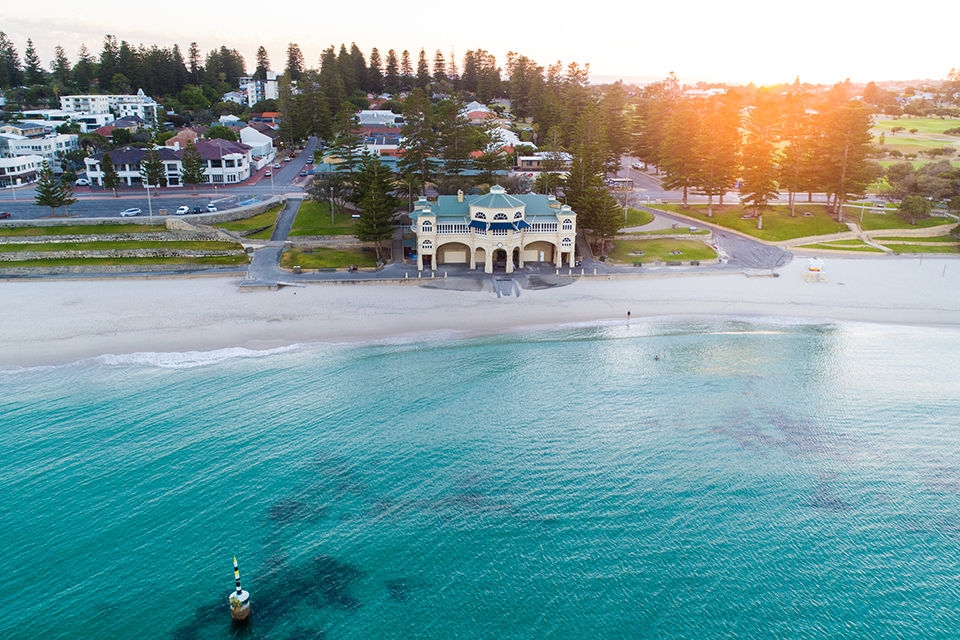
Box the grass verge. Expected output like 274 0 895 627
289 200 357 236
608 238 717 264
280 247 379 269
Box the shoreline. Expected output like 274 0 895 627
2 257 959 368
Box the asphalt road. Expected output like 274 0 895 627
0 137 319 221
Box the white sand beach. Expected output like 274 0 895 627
2 257 959 368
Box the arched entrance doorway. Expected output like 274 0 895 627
493 248 508 271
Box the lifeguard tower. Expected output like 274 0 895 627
804 258 826 282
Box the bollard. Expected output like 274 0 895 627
229 556 251 623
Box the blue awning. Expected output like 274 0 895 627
514 220 530 229
489 222 515 230
469 220 487 229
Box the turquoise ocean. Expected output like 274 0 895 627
2 317 960 639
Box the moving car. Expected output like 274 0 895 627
75 178 90 186
120 207 141 217
206 203 217 212
0 211 11 219
176 205 190 215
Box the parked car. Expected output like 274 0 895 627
120 207 141 217
206 203 217 212
176 205 189 215
0 211 11 219
75 178 90 186
273 163 281 169
299 170 308 177
192 206 202 214
264 170 272 177
283 157 292 162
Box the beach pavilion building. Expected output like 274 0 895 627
409 185 577 273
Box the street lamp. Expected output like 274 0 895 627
145 182 155 221
329 187 334 225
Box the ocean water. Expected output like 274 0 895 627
2 317 960 639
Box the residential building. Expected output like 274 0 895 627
0 154 44 189
59 89 161 126
409 185 577 274
238 72 279 107
357 110 404 127
83 139 253 188
0 124 79 161
239 126 276 169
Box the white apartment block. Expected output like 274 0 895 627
0 154 44 189
238 72 279 107
59 89 161 125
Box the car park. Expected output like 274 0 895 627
176 205 189 215
206 203 217 212
120 207 141 217
75 178 90 186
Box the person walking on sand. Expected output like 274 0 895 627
627 310 631 321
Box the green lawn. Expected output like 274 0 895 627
280 247 379 269
1 240 239 252
797 242 883 253
871 234 958 243
289 200 358 236
0 223 156 237
883 243 960 254
656 204 846 241
215 205 283 239
0 255 250 268
873 116 960 165
623 208 655 227
796 240 885 252
608 238 717 264
858 211 952 231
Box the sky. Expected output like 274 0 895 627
2 0 958 87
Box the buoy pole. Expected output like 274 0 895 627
228 556 251 623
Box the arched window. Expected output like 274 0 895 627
421 220 433 232
494 212 508 220
422 240 433 249
561 237 572 247
514 211 523 219
475 212 486 219
562 218 573 230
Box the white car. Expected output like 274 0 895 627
176 205 190 215
75 178 90 186
120 207 141 217
206 203 217 212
